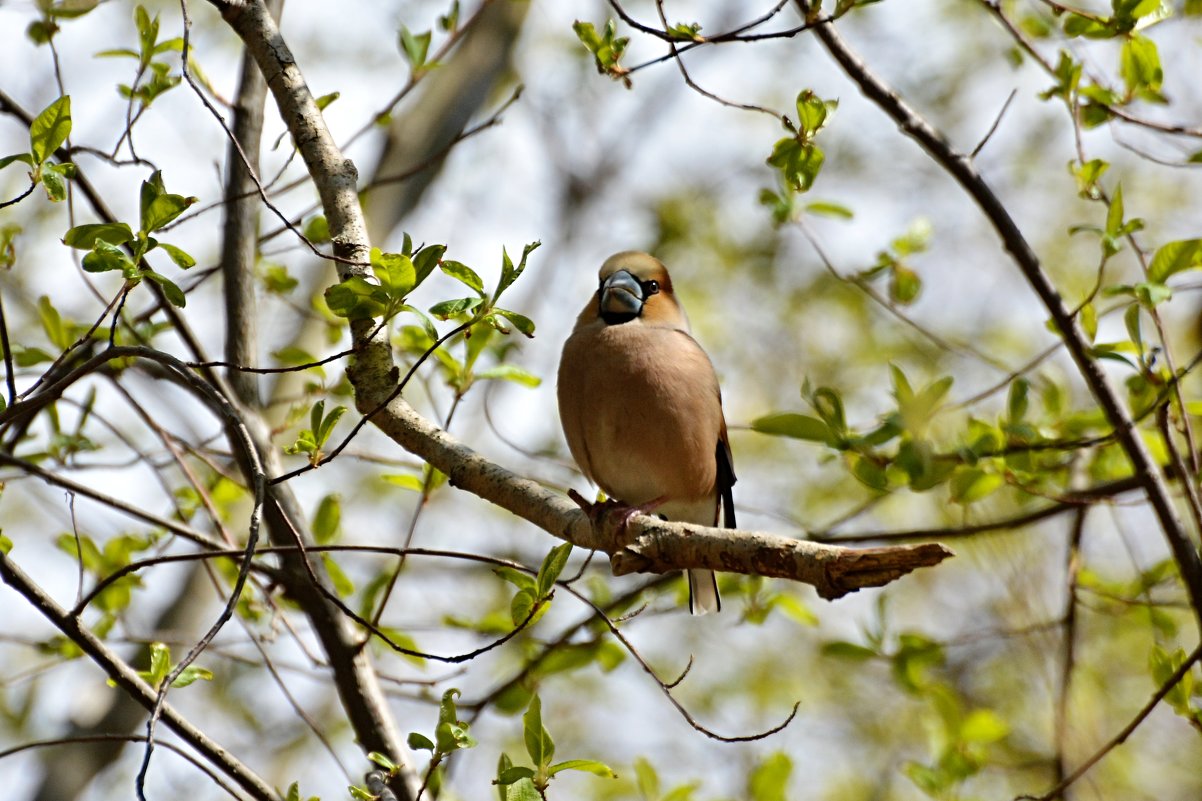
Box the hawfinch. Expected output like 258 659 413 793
557 251 736 614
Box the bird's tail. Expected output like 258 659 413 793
688 569 721 614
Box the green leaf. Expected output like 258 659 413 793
476 363 541 387
171 665 213 688
522 695 554 770
412 245 445 290
1105 182 1125 239
156 241 195 269
1148 239 1202 283
497 767 536 785
495 241 540 300
889 264 921 305
536 543 572 598
494 566 536 592
548 759 617 778
144 271 186 307
804 201 853 219
29 95 71 165
63 222 134 249
81 240 136 275
1120 34 1164 100
302 215 330 244
572 19 629 75
767 137 824 192
1007 378 1029 423
0 153 34 171
794 90 835 137
321 553 354 597
493 309 536 337
510 587 537 626
751 413 834 445
381 473 425 492
40 161 71 201
399 25 432 72
1124 303 1142 350
140 171 196 233
665 21 703 41
434 689 476 753
821 641 878 661
949 467 1003 504
315 404 347 446
429 296 483 320
1134 281 1171 308
440 260 485 294
748 752 792 801
408 731 435 752
371 248 417 297
325 276 390 320
313 494 341 544
960 709 1009 744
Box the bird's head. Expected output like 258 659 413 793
595 251 684 327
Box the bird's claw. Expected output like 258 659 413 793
568 490 665 549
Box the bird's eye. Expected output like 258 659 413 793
641 280 659 295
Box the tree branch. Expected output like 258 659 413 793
206 0 949 638
800 1 1202 631
0 553 280 801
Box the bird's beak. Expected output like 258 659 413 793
600 270 644 317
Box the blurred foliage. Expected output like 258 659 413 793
0 1 1201 801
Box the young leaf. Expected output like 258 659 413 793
494 309 535 337
536 543 572 598
412 244 446 287
156 241 195 269
429 296 483 320
313 493 341 544
1148 239 1202 283
29 95 71 165
547 759 617 778
407 732 435 752
63 222 134 249
140 171 197 233
495 241 540 300
522 695 554 771
81 240 136 275
440 260 485 294
399 25 432 72
751 413 834 445
371 248 417 298
143 271 187 307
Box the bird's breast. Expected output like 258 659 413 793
558 321 722 507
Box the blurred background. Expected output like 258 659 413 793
1 0 1201 799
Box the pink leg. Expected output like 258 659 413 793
568 490 667 541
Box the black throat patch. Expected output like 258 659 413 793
600 310 639 325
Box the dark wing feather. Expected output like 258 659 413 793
715 437 737 529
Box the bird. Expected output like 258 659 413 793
557 251 736 614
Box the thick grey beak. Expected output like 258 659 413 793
600 270 644 317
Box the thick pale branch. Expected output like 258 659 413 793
364 387 951 598
611 518 952 599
